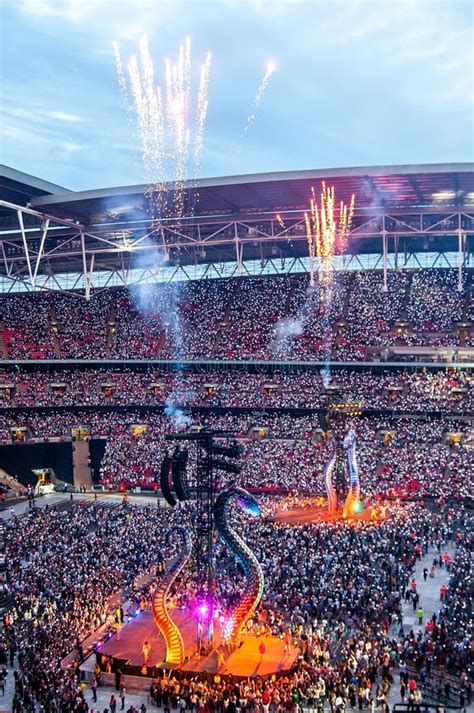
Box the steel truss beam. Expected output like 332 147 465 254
0 201 472 293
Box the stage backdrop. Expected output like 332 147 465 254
89 438 107 484
0 442 73 486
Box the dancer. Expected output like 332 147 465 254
142 640 151 665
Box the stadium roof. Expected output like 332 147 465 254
28 162 474 221
0 164 71 206
0 162 472 291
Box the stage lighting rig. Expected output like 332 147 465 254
163 427 244 654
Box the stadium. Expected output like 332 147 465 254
1 160 473 710
1 2 473 711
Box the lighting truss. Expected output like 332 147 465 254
0 200 472 297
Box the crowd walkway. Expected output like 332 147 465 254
401 543 455 635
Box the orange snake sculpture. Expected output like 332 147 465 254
151 526 192 665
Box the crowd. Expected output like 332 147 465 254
407 270 464 332
0 268 471 362
2 498 472 712
0 367 472 411
2 502 179 712
0 406 472 498
0 266 472 711
0 293 56 359
53 293 112 360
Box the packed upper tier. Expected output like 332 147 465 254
0 268 472 361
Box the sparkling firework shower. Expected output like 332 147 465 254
305 182 355 287
114 35 212 222
240 60 276 142
304 184 355 379
276 213 286 229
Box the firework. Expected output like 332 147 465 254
304 212 315 287
338 193 355 253
194 51 212 175
306 184 356 374
115 36 212 225
240 60 276 141
306 183 356 286
276 213 286 230
113 41 131 113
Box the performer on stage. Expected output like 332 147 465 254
142 639 152 664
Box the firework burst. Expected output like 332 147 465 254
240 60 276 142
275 213 286 230
114 35 212 224
305 183 355 286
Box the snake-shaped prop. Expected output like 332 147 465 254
214 486 264 650
152 526 192 665
324 437 338 515
342 429 360 518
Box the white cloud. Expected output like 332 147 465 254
7 108 31 119
2 105 86 125
46 110 85 122
2 124 27 140
438 76 474 106
62 141 83 152
19 0 96 21
18 0 169 41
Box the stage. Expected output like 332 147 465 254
97 609 299 678
273 498 389 526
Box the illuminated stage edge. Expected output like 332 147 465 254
95 609 299 680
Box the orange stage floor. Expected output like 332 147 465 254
98 609 298 678
273 502 389 526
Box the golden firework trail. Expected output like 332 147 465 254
304 211 315 287
306 183 356 286
276 213 286 230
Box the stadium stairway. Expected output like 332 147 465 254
48 304 62 358
334 278 352 351
459 270 473 345
52 332 61 358
73 440 92 489
397 272 412 324
156 329 166 357
0 322 8 359
404 662 465 709
211 303 233 356
282 275 301 316
393 703 461 712
106 302 116 357
0 468 22 494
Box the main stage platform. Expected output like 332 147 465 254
97 609 298 679
273 498 389 526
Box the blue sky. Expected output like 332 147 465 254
1 0 473 191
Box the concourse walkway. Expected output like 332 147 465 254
401 543 455 634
